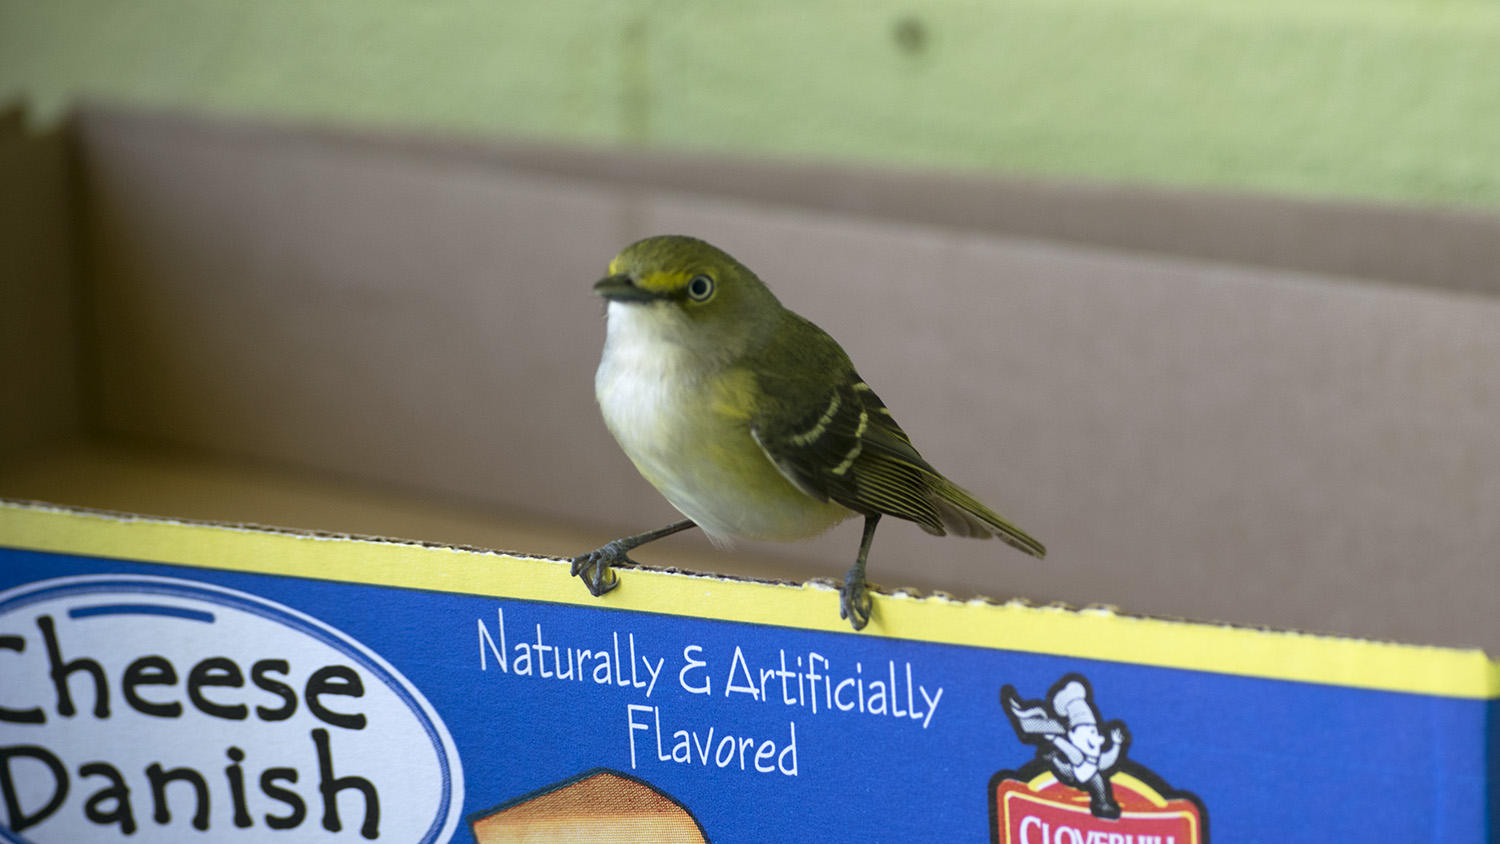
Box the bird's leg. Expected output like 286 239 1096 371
571 519 698 596
840 514 881 631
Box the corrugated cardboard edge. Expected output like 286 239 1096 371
2 498 1495 699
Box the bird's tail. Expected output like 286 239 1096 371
928 476 1046 558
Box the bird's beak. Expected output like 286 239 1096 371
593 274 663 303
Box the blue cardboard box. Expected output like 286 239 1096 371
2 500 1494 843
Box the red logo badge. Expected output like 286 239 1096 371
991 675 1207 843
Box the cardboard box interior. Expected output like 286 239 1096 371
4 104 1499 653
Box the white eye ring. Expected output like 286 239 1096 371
687 274 715 302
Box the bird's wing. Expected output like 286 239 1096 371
749 312 1045 559
748 315 947 534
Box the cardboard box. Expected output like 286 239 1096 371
2 502 1494 843
2 105 1497 841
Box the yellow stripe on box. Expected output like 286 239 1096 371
3 500 1495 699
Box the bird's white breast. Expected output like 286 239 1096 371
595 302 850 543
595 303 700 470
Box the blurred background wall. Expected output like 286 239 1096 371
4 1 1499 651
3 0 1500 208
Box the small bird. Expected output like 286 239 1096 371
572 235 1044 630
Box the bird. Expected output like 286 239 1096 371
571 235 1044 630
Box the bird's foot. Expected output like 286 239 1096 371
839 569 873 631
569 541 631 596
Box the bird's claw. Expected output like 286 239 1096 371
570 542 630 596
839 570 873 631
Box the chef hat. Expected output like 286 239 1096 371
1052 680 1097 727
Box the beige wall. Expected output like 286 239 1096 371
4 1 1500 207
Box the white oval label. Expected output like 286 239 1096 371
0 574 463 843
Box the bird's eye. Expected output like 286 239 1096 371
686 274 715 302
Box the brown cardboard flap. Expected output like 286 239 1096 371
6 104 1498 651
0 107 83 465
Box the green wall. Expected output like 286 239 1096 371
4 0 1500 207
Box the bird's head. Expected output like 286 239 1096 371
595 235 782 362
